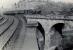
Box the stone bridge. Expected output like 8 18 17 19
25 15 73 50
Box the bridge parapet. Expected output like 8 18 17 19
25 15 73 21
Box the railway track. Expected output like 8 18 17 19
0 16 19 50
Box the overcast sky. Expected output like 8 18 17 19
0 0 20 8
0 0 73 8
0 0 73 12
51 0 73 3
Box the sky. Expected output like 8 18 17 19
0 0 20 8
51 0 73 3
0 0 73 12
0 0 20 12
0 0 73 9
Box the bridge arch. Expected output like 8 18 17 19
49 23 65 48
51 23 65 37
36 22 45 50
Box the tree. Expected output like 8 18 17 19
35 2 73 17
35 2 63 15
60 3 73 17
